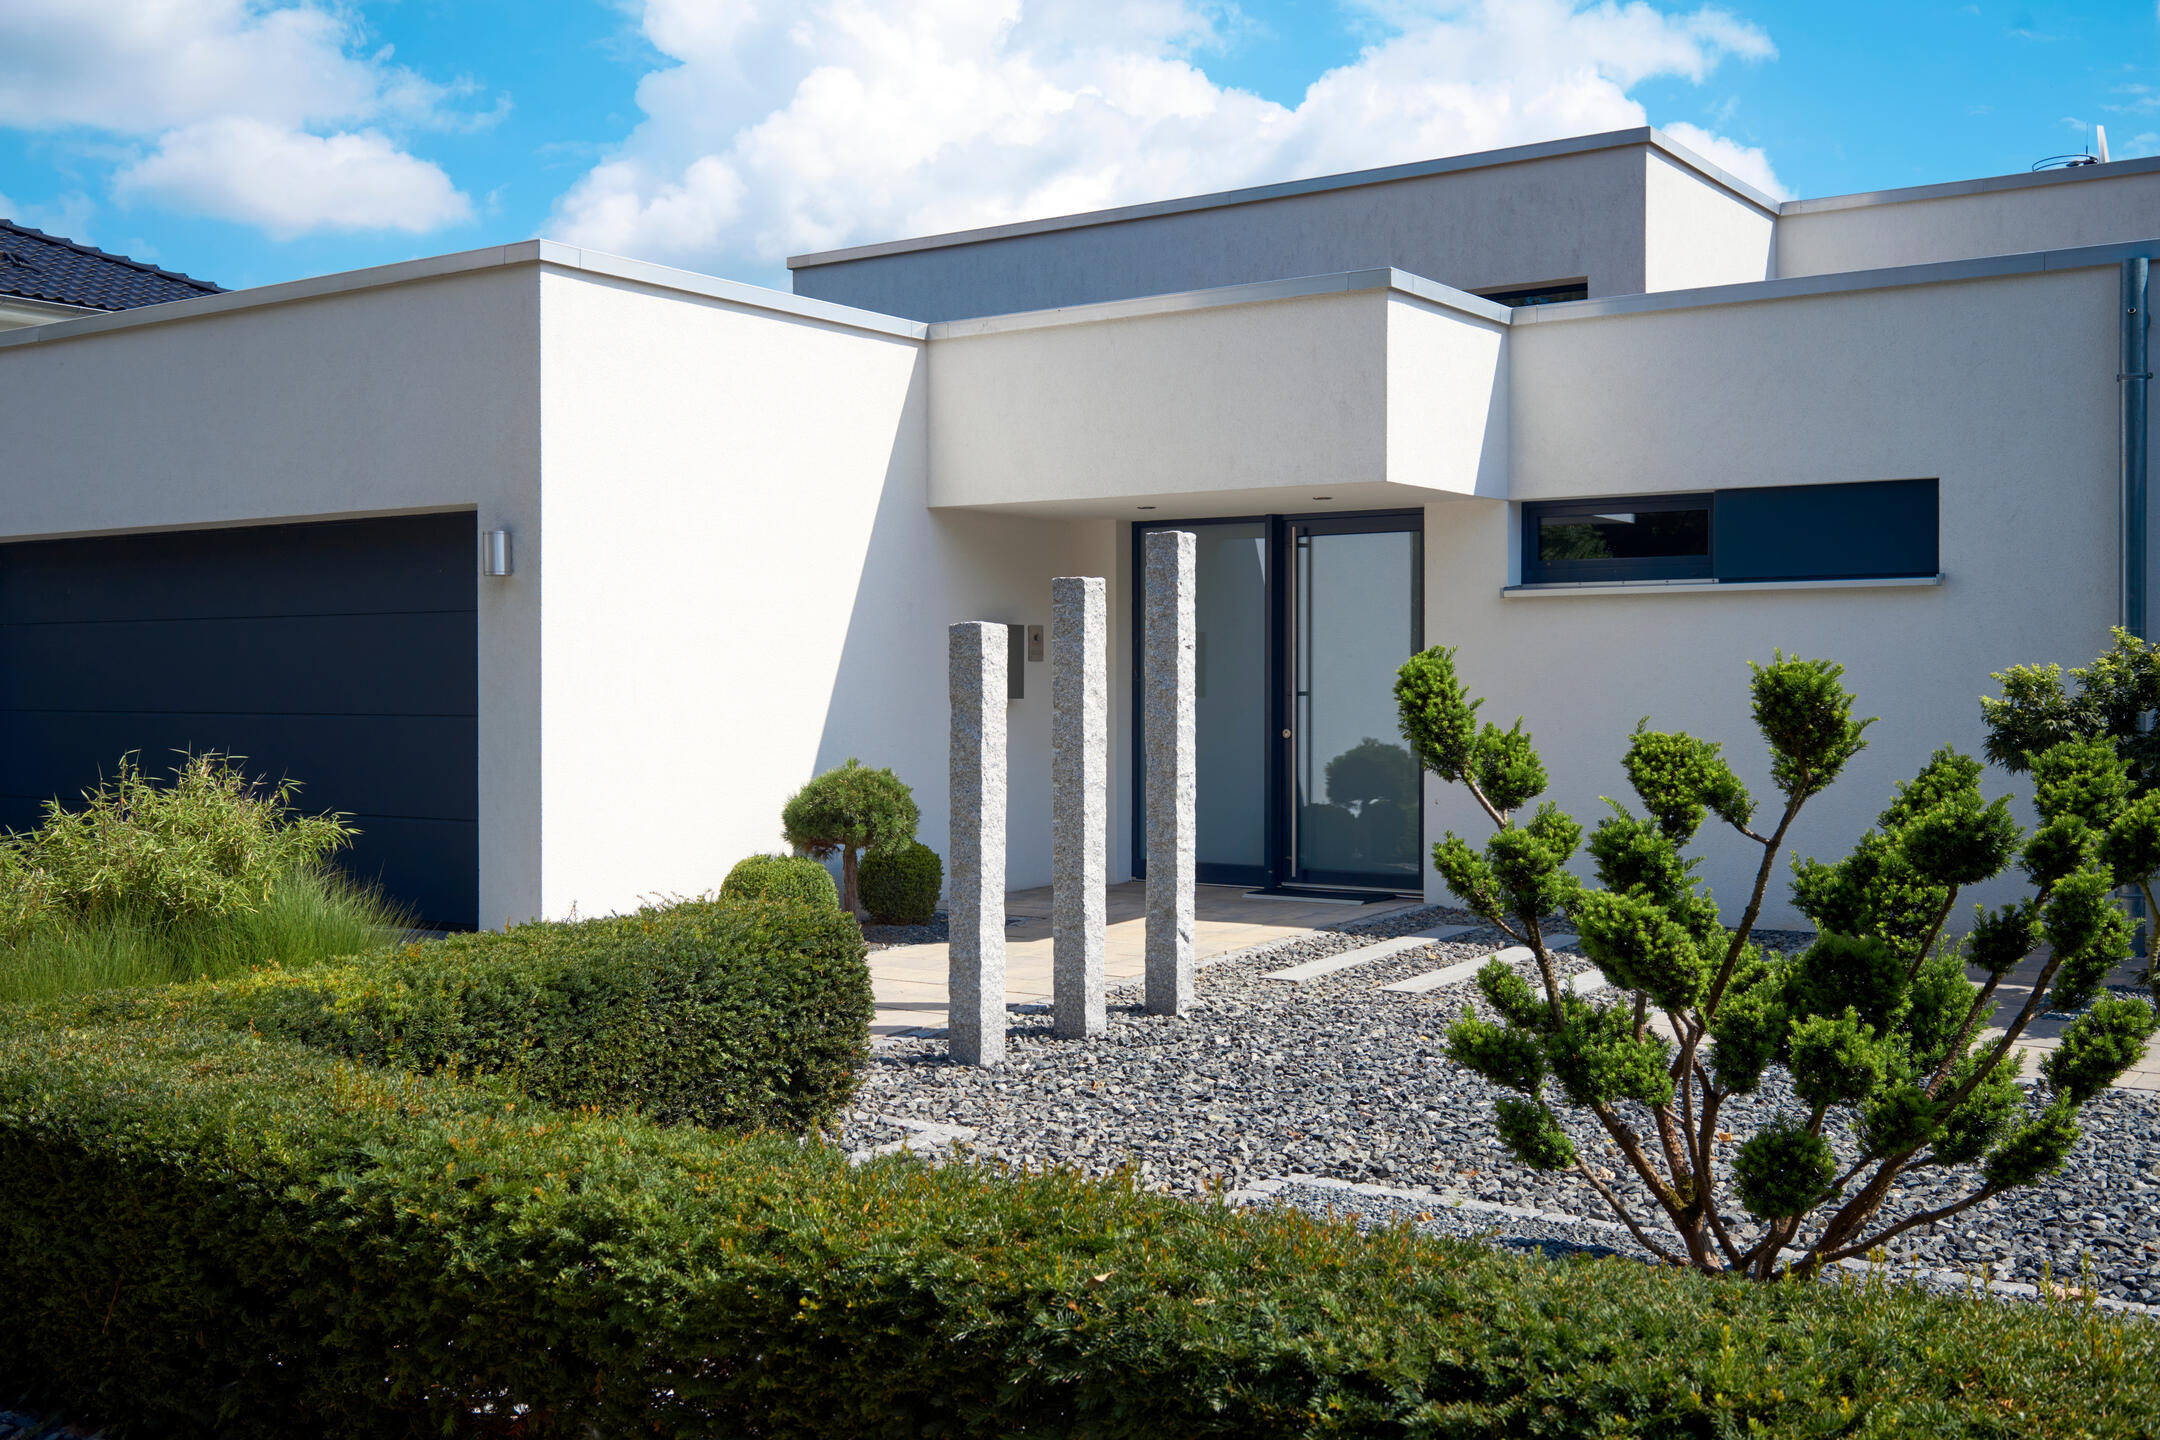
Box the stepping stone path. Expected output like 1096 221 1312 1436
1262 926 1479 983
1380 935 1581 995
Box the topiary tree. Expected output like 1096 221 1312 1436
1399 644 2157 1278
780 759 920 919
860 840 943 926
1981 627 2160 966
719 853 840 911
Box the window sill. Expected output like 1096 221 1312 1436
1502 573 1945 598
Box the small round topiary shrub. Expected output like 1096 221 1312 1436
719 853 839 911
858 841 942 926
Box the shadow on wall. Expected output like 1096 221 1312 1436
811 362 1062 896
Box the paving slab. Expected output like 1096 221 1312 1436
1383 945 1532 994
1262 926 1479 983
1377 935 1581 995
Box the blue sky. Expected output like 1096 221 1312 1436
0 1 2155 294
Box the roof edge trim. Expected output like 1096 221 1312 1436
1510 236 2160 324
0 240 927 352
788 126 1779 271
924 267 1511 339
1779 153 2160 216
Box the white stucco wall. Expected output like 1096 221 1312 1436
1776 165 2160 278
0 253 544 927
1643 150 1776 291
537 265 1115 917
1437 264 2124 929
1386 292 1509 498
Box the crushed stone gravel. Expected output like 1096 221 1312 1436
855 914 2160 1303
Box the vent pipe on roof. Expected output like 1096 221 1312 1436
2124 256 2150 639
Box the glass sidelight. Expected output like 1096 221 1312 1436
1135 510 1422 894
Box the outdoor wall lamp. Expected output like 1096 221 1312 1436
481 529 514 577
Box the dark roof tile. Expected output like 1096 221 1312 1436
0 220 223 312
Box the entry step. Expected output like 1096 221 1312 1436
1262 925 1479 983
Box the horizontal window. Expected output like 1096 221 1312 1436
1521 479 1938 586
1528 495 1711 582
1479 281 1589 307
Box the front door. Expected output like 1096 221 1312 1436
1135 511 1423 895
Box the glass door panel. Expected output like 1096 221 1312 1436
1291 526 1422 888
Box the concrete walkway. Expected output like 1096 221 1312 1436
868 882 1419 1037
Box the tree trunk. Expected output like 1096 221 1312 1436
841 845 864 919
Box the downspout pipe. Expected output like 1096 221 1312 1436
2124 256 2150 639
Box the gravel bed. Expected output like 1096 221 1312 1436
858 919 2160 1303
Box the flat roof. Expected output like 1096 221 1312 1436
1779 152 2160 216
0 239 929 353
787 127 1780 270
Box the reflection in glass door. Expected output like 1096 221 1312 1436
1289 521 1423 889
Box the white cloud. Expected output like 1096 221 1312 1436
553 0 1785 279
113 119 473 239
0 0 479 237
1661 121 1780 195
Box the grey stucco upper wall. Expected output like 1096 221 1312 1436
789 131 1781 322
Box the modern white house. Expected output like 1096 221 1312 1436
0 127 2151 931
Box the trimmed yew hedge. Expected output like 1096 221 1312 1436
4 1002 2160 1439
202 895 871 1129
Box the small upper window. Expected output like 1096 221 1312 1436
1526 495 1711 583
1480 282 1589 307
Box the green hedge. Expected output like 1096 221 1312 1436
3 1003 2159 1438
719 852 839 910
860 839 942 925
203 895 870 1129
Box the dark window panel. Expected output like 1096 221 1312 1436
1713 479 1938 582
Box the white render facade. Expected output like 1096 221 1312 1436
0 127 2152 932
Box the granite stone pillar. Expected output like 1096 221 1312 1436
949 621 1007 1066
1144 531 1196 1015
1051 575 1107 1039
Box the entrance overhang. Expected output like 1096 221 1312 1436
926 269 1511 516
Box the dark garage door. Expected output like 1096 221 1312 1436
0 513 479 929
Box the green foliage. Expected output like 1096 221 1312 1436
1732 1120 1837 1220
780 758 920 915
1749 654 1874 800
1621 723 1754 843
0 752 357 933
1493 1096 1577 1170
1934 1052 2025 1165
1399 641 2154 1282
1783 933 1906 1030
0 868 406 1006
1572 889 1710 1012
207 895 872 1130
2042 995 2160 1105
1792 750 2012 965
1983 1100 2082 1189
1544 999 1673 1108
1445 1011 1546 1092
1394 646 1546 815
720 852 840 910
858 840 942 926
11 1008 2160 1438
1786 1009 1891 1110
2044 864 2135 1012
0 754 406 1003
1983 627 2160 791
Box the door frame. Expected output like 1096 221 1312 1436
1130 508 1425 896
